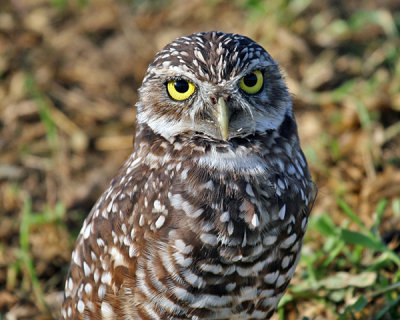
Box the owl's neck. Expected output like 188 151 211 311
134 123 292 176
194 143 268 175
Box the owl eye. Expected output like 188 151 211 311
167 79 196 101
239 70 263 94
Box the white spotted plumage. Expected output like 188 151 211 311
62 31 317 319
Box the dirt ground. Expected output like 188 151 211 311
0 0 399 319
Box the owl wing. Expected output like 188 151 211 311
62 152 168 319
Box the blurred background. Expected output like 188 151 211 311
0 0 399 319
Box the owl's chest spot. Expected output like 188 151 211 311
159 232 297 319
160 184 308 314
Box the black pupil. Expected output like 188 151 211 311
174 80 189 93
243 73 258 87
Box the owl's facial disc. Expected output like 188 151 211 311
137 31 294 143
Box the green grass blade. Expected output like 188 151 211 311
341 229 386 251
337 197 369 234
341 229 400 266
371 198 387 235
322 239 346 267
351 295 368 312
20 199 48 312
310 213 340 236
25 74 59 149
375 296 400 319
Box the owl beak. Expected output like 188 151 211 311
216 97 229 141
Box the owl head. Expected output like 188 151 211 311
136 31 293 142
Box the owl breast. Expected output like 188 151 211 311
111 127 315 319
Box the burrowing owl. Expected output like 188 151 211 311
62 31 317 319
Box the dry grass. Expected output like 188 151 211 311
0 0 399 319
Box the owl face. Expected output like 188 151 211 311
137 31 293 142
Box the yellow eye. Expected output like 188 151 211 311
239 70 263 94
167 79 196 101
